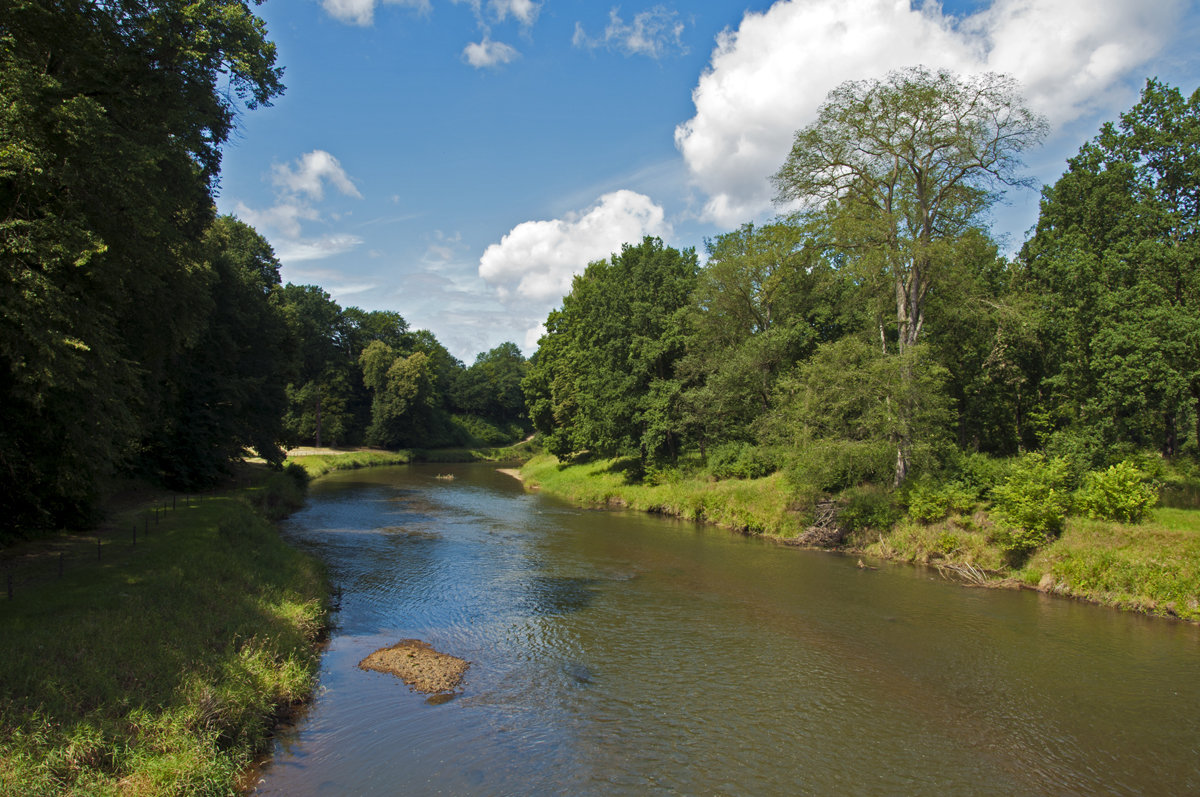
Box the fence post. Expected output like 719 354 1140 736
97 537 101 561
59 552 64 578
133 522 137 547
6 572 12 600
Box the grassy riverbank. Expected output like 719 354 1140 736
286 440 537 480
0 470 327 796
520 454 1200 622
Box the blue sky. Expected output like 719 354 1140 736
216 0 1200 362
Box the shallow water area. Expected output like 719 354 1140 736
252 463 1200 795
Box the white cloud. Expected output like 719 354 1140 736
233 150 366 266
675 0 1185 226
271 150 362 200
274 235 366 265
478 189 670 302
462 36 520 68
234 200 318 241
490 0 540 26
322 0 430 26
574 6 687 58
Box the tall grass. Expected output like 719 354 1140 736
0 493 327 795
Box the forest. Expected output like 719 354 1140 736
524 70 1200 555
1 1 529 537
4 1 1199 556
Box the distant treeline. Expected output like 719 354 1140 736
0 1 527 533
525 71 1200 498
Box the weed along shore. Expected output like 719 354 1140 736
518 455 1200 623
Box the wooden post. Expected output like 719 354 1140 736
133 522 137 547
97 537 101 561
59 552 64 578
7 572 12 600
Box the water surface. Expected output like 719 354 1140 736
253 463 1200 795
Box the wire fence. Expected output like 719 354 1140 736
1 492 211 601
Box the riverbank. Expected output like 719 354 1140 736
518 454 1200 623
285 440 537 481
0 465 327 795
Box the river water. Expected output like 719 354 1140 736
252 463 1200 795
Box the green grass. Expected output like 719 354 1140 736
288 442 536 479
0 486 327 795
287 449 414 480
520 454 808 538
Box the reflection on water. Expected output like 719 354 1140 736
252 463 1200 796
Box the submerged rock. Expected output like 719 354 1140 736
358 639 469 694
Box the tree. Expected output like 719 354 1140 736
525 237 698 465
772 67 1046 482
277 284 352 448
677 219 863 452
143 216 293 487
359 342 439 448
0 0 282 527
1020 79 1200 459
759 337 953 491
451 342 529 424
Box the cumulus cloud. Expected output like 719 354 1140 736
322 0 431 26
675 0 1185 226
462 36 520 68
573 6 687 58
478 190 670 302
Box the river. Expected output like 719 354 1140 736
251 463 1200 795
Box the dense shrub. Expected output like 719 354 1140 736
708 442 777 480
951 451 1011 500
839 485 903 532
990 453 1073 553
786 439 895 493
904 477 977 523
1076 460 1158 523
450 414 526 447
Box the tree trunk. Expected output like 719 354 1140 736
315 391 323 449
893 444 908 488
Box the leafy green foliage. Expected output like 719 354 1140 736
1076 460 1159 523
524 237 697 464
904 477 978 524
0 0 284 526
990 453 1074 553
839 485 903 533
1020 79 1200 457
763 337 953 490
707 442 777 480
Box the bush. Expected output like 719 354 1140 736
254 471 307 520
951 451 1011 500
785 439 895 493
990 453 1073 553
904 477 977 523
1076 460 1158 523
840 485 903 533
708 442 777 480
